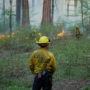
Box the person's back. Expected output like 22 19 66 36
29 36 56 90
75 26 80 39
30 48 56 74
76 29 80 34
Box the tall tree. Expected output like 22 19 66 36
22 0 30 26
16 0 21 25
2 0 5 25
9 0 12 34
74 0 78 15
66 0 70 16
80 0 84 29
41 0 52 24
51 0 54 23
81 0 90 31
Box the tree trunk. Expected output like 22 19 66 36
22 0 30 26
41 0 52 25
67 2 69 16
16 0 21 25
80 0 84 30
51 0 54 24
2 0 5 26
86 0 90 25
9 0 12 34
74 0 78 15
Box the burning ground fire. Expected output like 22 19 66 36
53 29 65 40
57 29 65 37
53 29 78 40
0 32 15 39
0 29 75 41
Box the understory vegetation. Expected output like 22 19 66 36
0 27 90 90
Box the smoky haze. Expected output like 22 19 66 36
0 0 81 26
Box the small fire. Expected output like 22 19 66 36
38 33 42 37
53 29 65 40
57 29 65 37
0 32 15 39
0 35 5 38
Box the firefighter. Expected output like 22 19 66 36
29 36 56 90
75 26 81 39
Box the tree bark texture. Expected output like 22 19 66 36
80 0 84 29
3 0 5 25
51 0 54 24
16 0 21 25
41 0 52 25
22 0 30 26
9 0 12 34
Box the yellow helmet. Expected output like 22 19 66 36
36 36 50 44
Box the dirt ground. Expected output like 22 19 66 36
53 80 90 90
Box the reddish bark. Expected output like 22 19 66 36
41 0 52 25
22 0 30 26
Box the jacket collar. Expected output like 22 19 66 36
40 47 48 50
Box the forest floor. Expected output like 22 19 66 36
53 80 90 90
0 37 90 90
0 80 90 90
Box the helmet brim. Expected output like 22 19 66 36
36 42 50 44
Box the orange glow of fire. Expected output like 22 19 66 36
57 29 65 37
38 33 42 37
53 29 65 40
0 35 5 38
0 32 15 39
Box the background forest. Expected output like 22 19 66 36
0 0 90 90
0 0 90 33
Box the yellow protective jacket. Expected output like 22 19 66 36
76 29 80 34
29 48 56 75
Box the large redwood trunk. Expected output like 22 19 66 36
41 0 52 25
22 0 30 26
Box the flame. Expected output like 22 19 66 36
38 33 42 37
0 35 5 38
0 32 15 39
53 29 65 40
57 29 65 37
7 35 10 38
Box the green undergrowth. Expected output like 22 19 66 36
0 30 90 89
82 86 90 90
3 86 32 90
